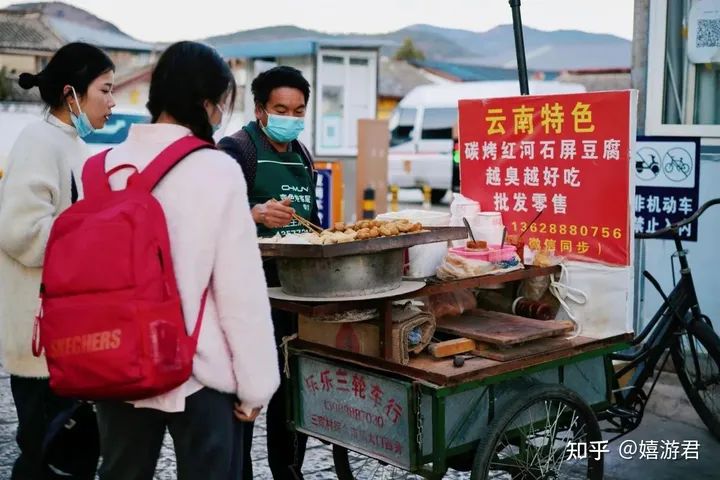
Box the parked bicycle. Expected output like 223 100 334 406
603 197 720 441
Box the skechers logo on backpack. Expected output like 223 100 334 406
49 329 122 357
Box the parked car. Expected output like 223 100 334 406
387 80 587 203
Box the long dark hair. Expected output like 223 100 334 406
18 42 114 109
147 41 236 142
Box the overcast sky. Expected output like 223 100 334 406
0 0 635 42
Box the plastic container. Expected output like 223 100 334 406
449 246 491 261
475 211 503 228
487 245 517 263
449 193 481 219
470 224 505 246
449 194 481 247
449 244 517 263
377 209 451 278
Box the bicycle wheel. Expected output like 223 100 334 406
671 319 720 440
333 445 427 479
471 384 603 480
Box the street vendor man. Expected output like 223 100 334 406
218 65 316 480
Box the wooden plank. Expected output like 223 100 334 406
406 334 633 385
471 336 576 362
290 340 452 385
259 226 467 258
399 265 560 298
290 333 633 387
436 309 572 346
428 338 476 358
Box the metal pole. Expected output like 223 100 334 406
509 0 530 95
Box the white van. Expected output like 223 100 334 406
387 80 587 203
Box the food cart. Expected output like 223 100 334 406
260 226 630 480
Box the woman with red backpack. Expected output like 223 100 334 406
86 41 280 479
0 42 116 480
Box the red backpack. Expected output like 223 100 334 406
33 136 213 400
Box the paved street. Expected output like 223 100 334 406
2 366 719 479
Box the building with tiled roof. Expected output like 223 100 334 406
0 11 62 74
0 5 157 101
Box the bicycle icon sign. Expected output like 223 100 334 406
663 147 693 182
635 145 694 184
634 136 700 242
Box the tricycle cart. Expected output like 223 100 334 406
272 265 630 480
264 198 720 479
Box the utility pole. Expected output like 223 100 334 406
509 0 530 95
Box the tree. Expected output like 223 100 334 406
394 37 425 62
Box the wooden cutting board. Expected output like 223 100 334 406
436 309 572 346
472 336 575 362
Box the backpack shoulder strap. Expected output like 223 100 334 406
81 149 113 200
220 127 257 192
134 136 215 192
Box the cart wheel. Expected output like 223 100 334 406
672 318 720 440
333 445 427 479
470 383 603 480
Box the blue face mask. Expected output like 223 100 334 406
212 104 226 134
67 86 95 138
261 112 305 143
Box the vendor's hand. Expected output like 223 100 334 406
252 198 294 229
234 402 262 422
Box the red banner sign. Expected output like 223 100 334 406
459 90 634 265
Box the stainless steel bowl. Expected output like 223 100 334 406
276 249 404 298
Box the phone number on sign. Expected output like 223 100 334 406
510 222 624 239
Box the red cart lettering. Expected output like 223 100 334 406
304 374 319 394
385 398 403 424
320 369 333 391
370 384 384 407
335 368 350 392
352 374 367 399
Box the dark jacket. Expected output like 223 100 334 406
218 121 321 226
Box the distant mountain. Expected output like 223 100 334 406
6 1 126 35
413 24 631 69
207 25 319 44
206 23 631 70
205 25 470 60
4 2 631 70
416 23 628 56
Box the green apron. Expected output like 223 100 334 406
245 121 316 237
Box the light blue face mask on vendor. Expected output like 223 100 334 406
261 111 305 143
67 86 95 138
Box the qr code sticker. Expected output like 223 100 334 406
696 19 720 48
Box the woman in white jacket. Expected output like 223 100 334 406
93 41 280 480
0 42 116 480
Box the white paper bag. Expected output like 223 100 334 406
552 260 634 339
